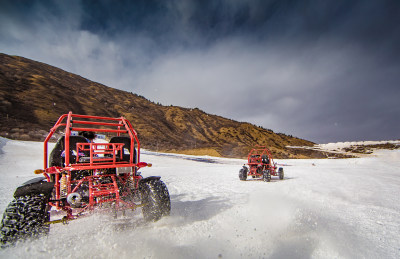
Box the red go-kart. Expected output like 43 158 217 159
0 112 171 246
239 146 284 182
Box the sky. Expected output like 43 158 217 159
1 0 399 143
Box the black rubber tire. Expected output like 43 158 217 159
279 167 284 180
0 194 50 247
256 167 263 176
263 170 271 182
239 168 247 181
140 179 171 222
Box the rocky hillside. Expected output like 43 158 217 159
0 53 316 158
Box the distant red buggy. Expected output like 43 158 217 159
239 146 284 182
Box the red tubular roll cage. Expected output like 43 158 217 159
43 111 142 171
247 146 272 165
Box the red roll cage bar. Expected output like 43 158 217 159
247 146 273 165
43 111 141 171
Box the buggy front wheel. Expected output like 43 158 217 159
239 167 248 181
279 167 284 180
263 170 271 182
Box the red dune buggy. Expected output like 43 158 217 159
239 146 284 182
0 112 170 246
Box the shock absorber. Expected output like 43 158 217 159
60 173 67 198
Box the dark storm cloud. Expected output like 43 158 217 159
0 0 399 143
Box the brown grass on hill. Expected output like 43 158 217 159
0 53 322 158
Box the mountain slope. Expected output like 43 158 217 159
0 53 315 158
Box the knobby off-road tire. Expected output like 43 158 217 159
141 179 171 222
239 167 248 181
0 194 50 247
279 167 284 180
263 170 271 182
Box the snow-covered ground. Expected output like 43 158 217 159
0 138 399 258
317 140 400 151
288 140 400 157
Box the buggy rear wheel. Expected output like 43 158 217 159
140 179 171 222
0 194 50 247
279 167 284 180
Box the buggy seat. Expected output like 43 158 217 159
49 136 90 167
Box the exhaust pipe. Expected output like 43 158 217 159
67 192 82 208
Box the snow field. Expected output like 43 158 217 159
0 138 399 258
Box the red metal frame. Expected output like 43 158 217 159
41 112 148 221
246 146 278 177
43 112 140 169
